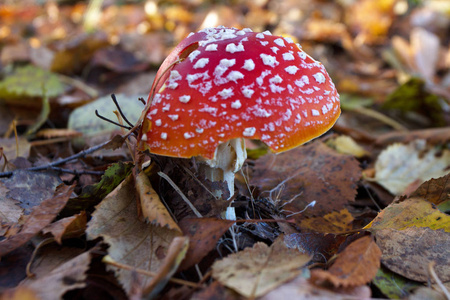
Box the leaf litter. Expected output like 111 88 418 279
0 0 450 299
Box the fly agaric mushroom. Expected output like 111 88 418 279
138 26 340 199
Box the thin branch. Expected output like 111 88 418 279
0 139 112 177
95 110 132 130
103 255 201 288
111 94 134 128
48 167 104 176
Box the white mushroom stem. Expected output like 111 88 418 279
201 138 247 199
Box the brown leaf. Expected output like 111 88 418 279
135 171 181 232
42 211 87 244
284 232 346 263
212 238 311 298
178 218 234 271
375 227 450 282
0 184 74 258
86 174 181 295
23 244 85 280
13 250 92 299
410 173 449 205
250 141 361 218
310 236 381 287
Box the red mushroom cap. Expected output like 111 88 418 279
139 26 340 159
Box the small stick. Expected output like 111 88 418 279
103 255 200 288
0 139 112 177
110 94 134 128
95 110 132 130
428 261 450 300
157 171 203 218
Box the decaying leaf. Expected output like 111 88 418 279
284 232 346 263
142 236 189 298
410 173 450 206
0 170 62 215
212 238 311 298
376 227 450 283
251 141 361 219
12 250 92 299
373 139 450 195
0 184 74 258
135 171 180 232
178 218 234 271
42 211 87 244
310 236 381 287
86 174 181 295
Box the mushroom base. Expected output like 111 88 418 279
199 138 247 199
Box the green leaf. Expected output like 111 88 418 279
382 77 444 126
62 161 134 215
0 65 65 100
373 266 421 299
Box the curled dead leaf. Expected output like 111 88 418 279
310 236 381 287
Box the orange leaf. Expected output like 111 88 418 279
311 236 381 287
178 218 234 271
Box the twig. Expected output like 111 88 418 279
428 261 450 300
57 74 98 98
95 110 132 130
0 139 112 177
103 255 201 288
111 94 134 128
48 167 104 176
157 171 203 218
352 106 408 131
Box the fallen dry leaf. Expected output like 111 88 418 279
251 141 361 219
373 139 450 195
135 171 181 232
0 170 63 215
13 250 92 299
42 211 87 244
86 174 181 295
212 238 311 298
0 184 74 258
142 236 189 297
178 218 234 271
410 173 449 205
23 244 85 280
375 227 450 282
284 232 346 263
310 236 381 287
